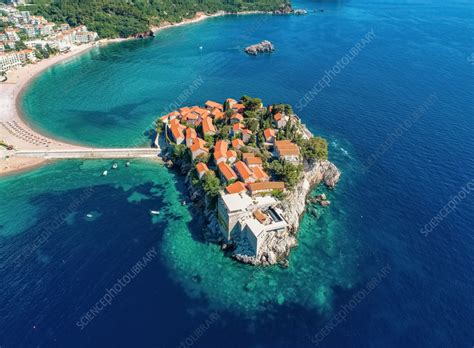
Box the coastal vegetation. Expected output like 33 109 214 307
21 0 291 38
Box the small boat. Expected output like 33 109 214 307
150 210 160 215
182 200 186 206
86 213 93 218
125 161 130 167
102 170 108 176
199 46 203 50
112 163 118 169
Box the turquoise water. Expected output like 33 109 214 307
2 0 474 346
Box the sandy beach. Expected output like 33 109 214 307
0 43 106 176
151 10 267 34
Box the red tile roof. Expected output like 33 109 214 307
274 112 283 121
275 140 300 156
202 116 216 134
218 162 237 181
263 128 276 141
195 162 209 174
205 100 223 110
234 161 253 181
231 138 244 149
252 166 269 180
225 181 247 194
248 181 285 193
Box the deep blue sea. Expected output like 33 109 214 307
1 0 473 347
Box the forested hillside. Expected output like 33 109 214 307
21 0 290 38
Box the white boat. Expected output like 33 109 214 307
199 46 203 50
102 170 108 176
86 214 93 218
182 200 186 206
125 161 130 167
112 163 118 169
150 210 160 215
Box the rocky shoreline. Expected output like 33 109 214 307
162 148 341 267
232 159 340 266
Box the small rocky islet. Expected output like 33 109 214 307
244 40 275 55
157 96 340 267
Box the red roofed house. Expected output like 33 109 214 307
252 166 269 182
211 109 225 120
248 182 285 196
225 181 247 194
195 162 210 179
234 161 255 184
230 113 243 124
205 100 223 111
231 103 245 113
185 127 197 147
231 138 244 150
218 162 237 182
245 156 263 168
202 116 216 136
170 123 185 144
263 128 276 143
190 137 209 160
274 140 301 164
231 122 243 136
242 129 252 143
273 112 288 128
225 98 237 110
226 150 237 164
214 140 228 164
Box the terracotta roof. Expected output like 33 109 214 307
275 140 300 156
205 100 223 110
218 162 237 181
242 153 255 160
211 109 225 120
170 124 184 141
232 103 245 110
254 209 269 224
225 181 247 194
190 142 209 153
252 166 269 180
234 161 253 180
263 128 276 141
202 116 216 134
274 112 283 121
245 156 262 166
186 127 197 139
231 113 243 122
232 123 243 132
195 162 209 174
226 150 237 159
242 128 253 135
248 181 285 193
231 139 244 149
215 140 228 154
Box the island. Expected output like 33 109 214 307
244 40 275 55
157 96 340 266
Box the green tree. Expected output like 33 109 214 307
269 160 303 190
202 171 221 199
241 95 262 111
301 137 328 161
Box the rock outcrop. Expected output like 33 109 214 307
244 40 274 55
232 159 341 266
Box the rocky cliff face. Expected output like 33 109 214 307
281 160 340 234
233 159 341 267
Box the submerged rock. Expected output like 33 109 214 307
244 40 275 55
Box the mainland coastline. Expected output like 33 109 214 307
0 10 287 176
